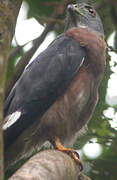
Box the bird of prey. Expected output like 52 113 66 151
3 2 106 170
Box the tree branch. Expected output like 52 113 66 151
8 150 92 180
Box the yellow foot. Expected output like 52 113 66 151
53 137 83 171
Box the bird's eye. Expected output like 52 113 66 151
89 8 96 16
85 6 96 17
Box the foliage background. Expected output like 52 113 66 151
3 0 117 179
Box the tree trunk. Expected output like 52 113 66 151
0 1 22 179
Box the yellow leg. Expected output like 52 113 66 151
53 137 83 171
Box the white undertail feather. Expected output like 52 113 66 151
3 111 21 130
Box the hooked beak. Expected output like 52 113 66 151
67 4 87 27
67 4 85 26
68 4 85 16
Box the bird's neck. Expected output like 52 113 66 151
65 27 106 83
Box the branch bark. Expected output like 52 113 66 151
8 150 92 180
0 1 22 179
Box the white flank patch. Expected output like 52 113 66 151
3 111 21 130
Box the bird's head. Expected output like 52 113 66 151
65 3 104 36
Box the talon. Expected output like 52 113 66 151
52 137 83 171
67 151 83 171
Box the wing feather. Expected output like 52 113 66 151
4 34 85 148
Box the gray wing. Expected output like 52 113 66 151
4 34 85 148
